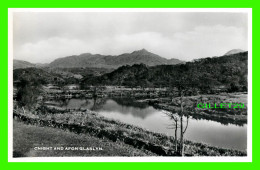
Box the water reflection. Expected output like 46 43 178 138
45 97 247 151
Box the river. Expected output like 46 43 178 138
46 97 247 151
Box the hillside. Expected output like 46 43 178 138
49 49 183 68
81 52 248 93
13 60 36 69
13 67 64 85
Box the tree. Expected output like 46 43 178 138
165 98 190 156
167 77 195 156
16 78 42 111
229 82 239 92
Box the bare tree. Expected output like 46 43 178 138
166 96 190 156
165 112 179 152
166 78 195 156
179 95 190 156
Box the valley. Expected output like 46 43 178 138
13 49 248 157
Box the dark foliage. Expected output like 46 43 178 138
16 79 41 109
81 52 248 94
13 67 64 85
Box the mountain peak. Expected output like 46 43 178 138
132 48 149 54
224 49 245 56
140 48 148 52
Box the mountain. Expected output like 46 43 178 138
81 52 248 93
224 49 245 56
49 49 183 68
13 60 36 69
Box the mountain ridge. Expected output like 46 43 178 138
13 59 36 69
14 49 247 69
48 49 183 68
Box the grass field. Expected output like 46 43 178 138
13 120 154 157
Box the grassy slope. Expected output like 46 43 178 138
13 109 246 156
13 120 154 157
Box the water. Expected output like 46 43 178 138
46 98 247 151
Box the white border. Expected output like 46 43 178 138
8 8 252 162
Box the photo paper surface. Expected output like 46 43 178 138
8 8 252 162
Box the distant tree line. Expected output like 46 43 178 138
81 52 248 94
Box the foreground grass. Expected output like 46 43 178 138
13 120 154 157
14 106 246 156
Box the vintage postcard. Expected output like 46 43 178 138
8 8 252 162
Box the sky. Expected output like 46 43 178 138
13 12 248 63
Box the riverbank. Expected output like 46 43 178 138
140 92 247 126
13 108 246 156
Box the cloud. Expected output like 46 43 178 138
169 25 248 60
13 12 248 63
14 37 90 63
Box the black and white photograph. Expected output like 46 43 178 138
9 8 252 161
